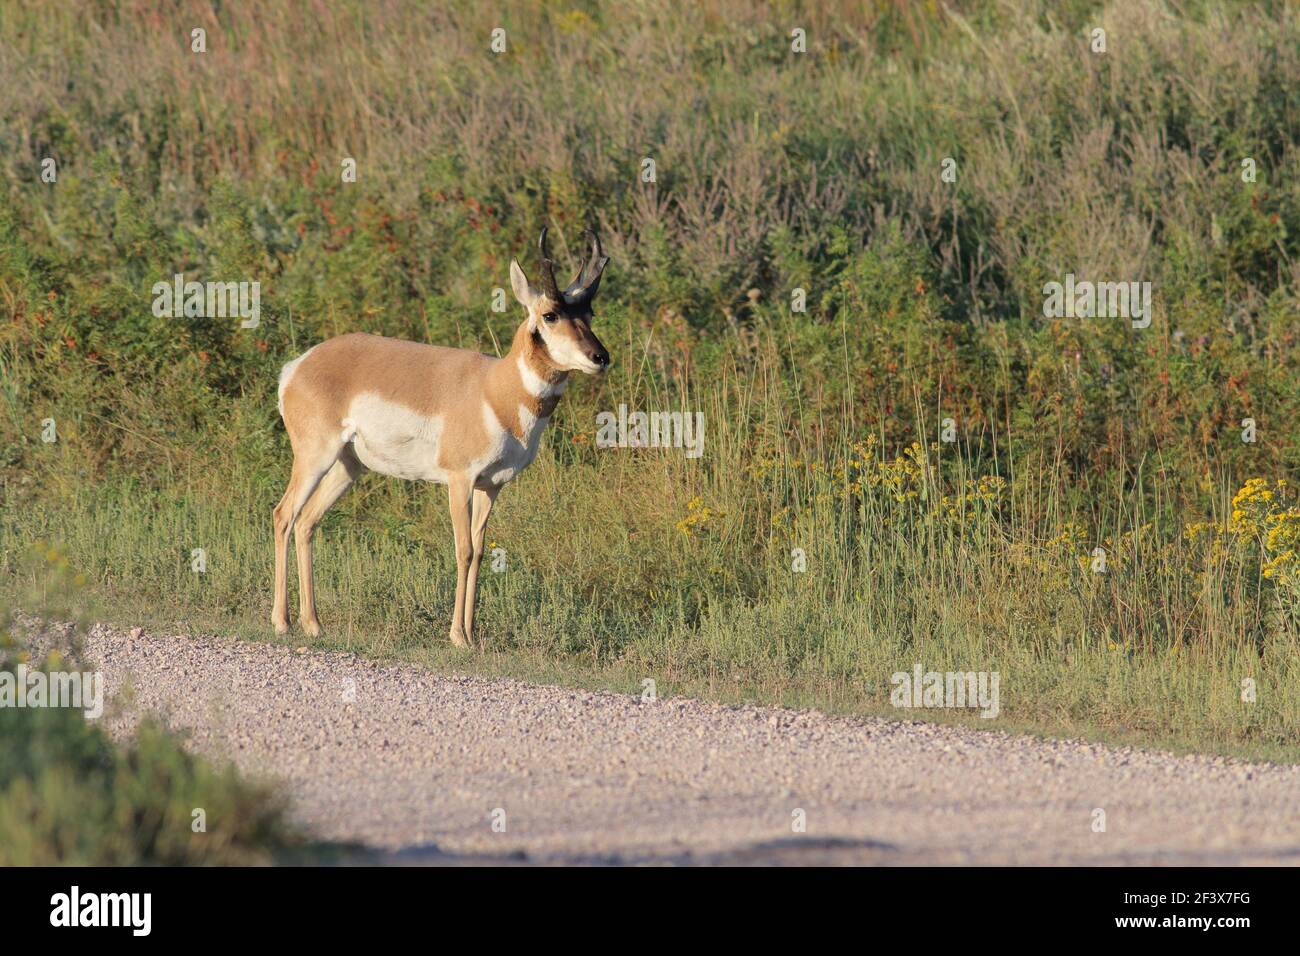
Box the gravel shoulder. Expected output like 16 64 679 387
47 622 1300 864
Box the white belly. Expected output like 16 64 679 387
343 393 448 482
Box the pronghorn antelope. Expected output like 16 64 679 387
273 228 610 646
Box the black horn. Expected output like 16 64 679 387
537 227 563 303
565 230 610 303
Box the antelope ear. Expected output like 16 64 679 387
509 259 536 308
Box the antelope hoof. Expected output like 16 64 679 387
449 627 470 649
302 619 323 639
272 613 290 636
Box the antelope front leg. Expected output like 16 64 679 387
447 477 475 648
463 485 500 647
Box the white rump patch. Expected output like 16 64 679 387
277 345 317 416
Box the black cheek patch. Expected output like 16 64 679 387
531 327 549 354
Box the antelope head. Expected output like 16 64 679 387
509 227 611 375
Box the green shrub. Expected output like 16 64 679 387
0 554 301 865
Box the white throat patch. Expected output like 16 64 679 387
517 353 565 398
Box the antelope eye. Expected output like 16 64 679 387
543 312 558 324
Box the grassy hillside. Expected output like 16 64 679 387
3 0 1300 759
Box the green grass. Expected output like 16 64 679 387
3 0 1300 763
0 697 302 865
0 567 307 864
5 384 1299 763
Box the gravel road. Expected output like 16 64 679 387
42 622 1300 864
